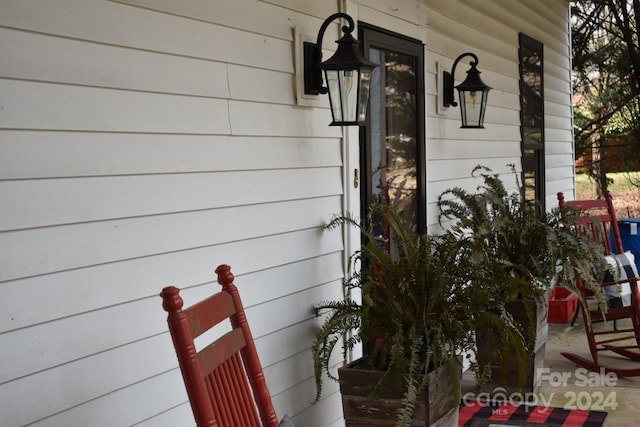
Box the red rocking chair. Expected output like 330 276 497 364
161 264 281 427
557 191 640 376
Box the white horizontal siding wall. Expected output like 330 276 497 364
0 0 349 426
0 0 575 425
421 0 575 226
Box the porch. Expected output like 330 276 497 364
542 320 640 426
462 318 640 426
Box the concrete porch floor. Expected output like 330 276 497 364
542 319 640 426
462 317 640 426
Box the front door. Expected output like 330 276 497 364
359 25 426 235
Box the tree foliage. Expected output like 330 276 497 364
572 0 640 194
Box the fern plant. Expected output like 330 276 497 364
312 167 607 425
312 203 522 426
437 165 608 383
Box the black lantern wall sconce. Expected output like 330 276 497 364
303 13 379 126
442 52 491 128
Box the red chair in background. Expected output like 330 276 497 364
557 191 640 376
161 264 280 427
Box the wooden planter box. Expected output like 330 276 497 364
548 286 578 324
476 299 547 393
338 355 462 426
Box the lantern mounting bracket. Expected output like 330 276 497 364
303 13 355 96
442 52 478 108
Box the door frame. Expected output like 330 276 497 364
357 23 427 234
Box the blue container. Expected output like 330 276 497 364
618 218 640 272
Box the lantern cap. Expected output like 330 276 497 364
320 32 378 71
303 12 379 126
455 63 491 92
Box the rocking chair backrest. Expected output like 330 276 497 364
161 264 279 427
557 190 624 256
556 192 640 376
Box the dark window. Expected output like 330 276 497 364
359 25 426 235
519 33 545 209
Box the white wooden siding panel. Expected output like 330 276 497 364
244 280 343 340
228 65 299 105
0 280 341 418
290 388 344 427
427 167 522 228
114 0 344 65
484 105 521 127
545 128 573 145
426 116 520 142
545 53 572 82
134 403 193 427
0 0 294 73
546 171 566 193
428 169 520 201
42 352 337 427
546 153 574 170
2 239 343 335
424 8 516 61
357 3 427 41
260 0 337 19
1 269 342 393
261 326 345 425
545 81 572 104
262 345 317 398
480 0 567 48
427 159 518 184
0 80 231 134
548 178 576 202
0 132 341 179
426 31 517 79
426 0 512 37
545 140 574 155
229 100 340 137
545 115 572 131
544 102 572 119
0 334 176 427
360 0 425 24
1 299 170 383
0 196 342 282
270 379 343 427
27 369 189 427
3 293 339 426
0 168 342 231
547 167 575 185
0 28 230 98
255 318 333 374
234 255 344 314
114 0 326 41
427 122 519 143
427 139 519 161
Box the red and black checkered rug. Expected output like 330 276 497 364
459 400 608 427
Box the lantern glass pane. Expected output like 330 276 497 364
458 88 488 128
324 70 343 122
357 69 372 122
339 69 358 123
479 89 488 124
